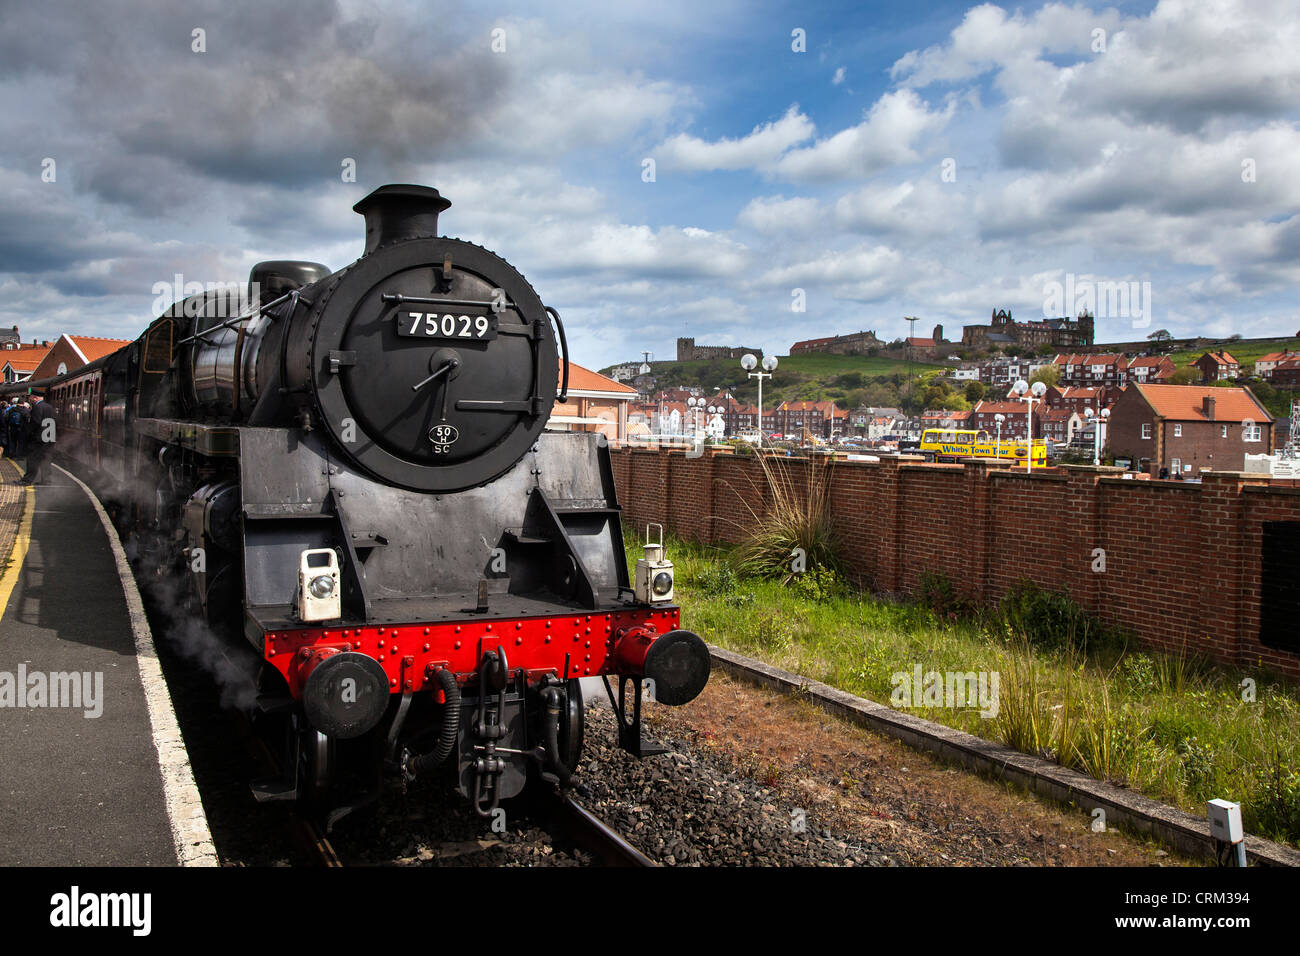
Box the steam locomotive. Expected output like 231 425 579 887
22 184 710 825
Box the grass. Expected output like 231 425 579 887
1165 336 1300 369
632 531 1300 848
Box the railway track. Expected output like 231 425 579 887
551 792 657 867
288 790 649 868
288 812 343 867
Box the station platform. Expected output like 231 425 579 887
0 458 215 865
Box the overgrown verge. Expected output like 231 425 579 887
631 530 1300 848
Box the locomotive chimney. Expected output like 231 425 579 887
353 184 452 255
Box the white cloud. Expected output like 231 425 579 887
833 179 969 237
656 106 815 172
736 195 824 234
772 90 955 182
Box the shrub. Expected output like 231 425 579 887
1120 653 1159 695
788 564 847 602
999 579 1109 653
694 562 739 596
916 570 973 619
1175 736 1215 794
1249 757 1300 841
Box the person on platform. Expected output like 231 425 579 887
20 392 54 485
6 397 28 459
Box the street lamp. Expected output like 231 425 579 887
1083 406 1111 466
687 396 705 440
994 412 1005 457
1010 379 1047 472
741 353 778 447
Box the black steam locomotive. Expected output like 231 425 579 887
26 184 709 824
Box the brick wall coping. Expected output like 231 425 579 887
1131 480 1206 492
1056 464 1129 475
1242 484 1300 498
989 470 1069 482
898 462 963 472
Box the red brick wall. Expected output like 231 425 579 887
610 447 1300 680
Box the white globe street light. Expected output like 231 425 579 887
687 396 703 439
742 353 777 447
1010 379 1047 472
1083 406 1111 466
994 412 1005 455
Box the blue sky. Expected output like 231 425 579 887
1 0 1296 370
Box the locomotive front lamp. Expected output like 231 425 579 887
298 548 342 622
635 523 674 605
309 575 336 599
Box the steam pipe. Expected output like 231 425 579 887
542 686 572 786
407 668 461 777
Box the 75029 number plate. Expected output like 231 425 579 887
396 310 498 341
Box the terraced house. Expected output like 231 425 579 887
1124 355 1176 384
1043 384 1123 415
1053 353 1128 387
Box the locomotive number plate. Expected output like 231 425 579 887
397 311 498 341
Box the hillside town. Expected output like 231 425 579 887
591 309 1300 479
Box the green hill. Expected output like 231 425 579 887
1164 337 1300 369
603 351 953 411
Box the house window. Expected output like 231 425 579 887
1245 424 1261 442
1141 423 1152 439
1221 425 1228 438
1171 457 1181 474
1174 424 1182 437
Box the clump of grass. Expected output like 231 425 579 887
993 643 1051 757
1072 682 1143 784
722 453 841 583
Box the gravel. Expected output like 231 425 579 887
570 706 889 866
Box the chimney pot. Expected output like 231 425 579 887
353 184 451 256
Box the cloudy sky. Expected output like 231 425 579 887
1 0 1297 369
